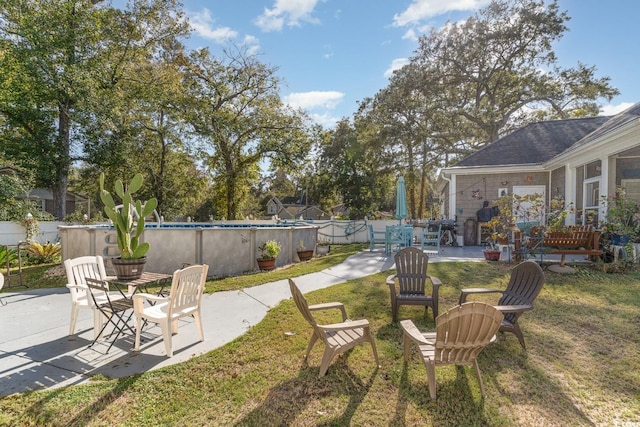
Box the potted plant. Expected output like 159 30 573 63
316 237 330 256
601 188 639 245
296 240 314 262
257 239 282 271
99 173 158 280
481 195 514 261
482 232 502 261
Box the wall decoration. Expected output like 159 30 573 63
498 188 508 197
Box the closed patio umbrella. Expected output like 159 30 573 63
395 176 408 224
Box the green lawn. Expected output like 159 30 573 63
1 258 639 426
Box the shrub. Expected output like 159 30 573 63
24 241 61 264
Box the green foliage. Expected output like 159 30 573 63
317 119 378 219
183 47 312 219
601 187 639 237
258 240 282 260
0 0 190 219
99 173 158 259
63 208 103 225
24 241 61 264
0 246 18 268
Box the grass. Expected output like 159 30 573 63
205 244 367 292
1 257 640 425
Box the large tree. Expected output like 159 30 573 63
316 119 382 219
0 0 189 218
409 0 618 145
181 48 312 219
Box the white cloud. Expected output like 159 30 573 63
393 0 489 27
189 9 238 43
243 35 261 55
384 58 410 78
600 102 634 116
188 8 260 54
309 112 341 128
254 0 321 32
402 28 418 42
284 91 344 110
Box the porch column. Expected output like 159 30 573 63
448 175 457 220
600 155 611 221
565 165 576 225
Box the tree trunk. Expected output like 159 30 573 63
53 99 72 219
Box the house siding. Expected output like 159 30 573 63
454 172 548 222
550 167 565 200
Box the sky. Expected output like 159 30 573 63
178 0 640 128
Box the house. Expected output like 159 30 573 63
437 103 640 243
265 196 330 220
0 167 87 218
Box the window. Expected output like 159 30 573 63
583 178 600 226
621 179 640 203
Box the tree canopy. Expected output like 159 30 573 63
0 0 620 222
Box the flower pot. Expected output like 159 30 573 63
111 257 147 280
257 257 276 271
483 250 501 261
316 245 330 256
297 250 314 261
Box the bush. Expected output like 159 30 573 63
24 241 61 264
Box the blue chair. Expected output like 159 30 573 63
420 223 441 256
386 225 413 254
368 225 387 252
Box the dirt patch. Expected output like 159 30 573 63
42 264 65 278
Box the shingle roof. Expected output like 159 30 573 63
453 116 611 167
565 102 640 152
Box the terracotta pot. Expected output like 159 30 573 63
483 250 501 261
257 257 276 271
111 257 147 280
297 250 314 261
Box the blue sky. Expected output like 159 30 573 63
180 0 640 127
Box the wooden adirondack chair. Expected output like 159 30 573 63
386 247 441 322
458 260 545 349
401 302 504 400
288 279 379 377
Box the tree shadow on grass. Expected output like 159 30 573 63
234 352 377 427
22 374 140 426
392 360 491 425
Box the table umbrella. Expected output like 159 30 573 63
395 176 408 224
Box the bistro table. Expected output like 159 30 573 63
106 271 173 297
97 272 173 350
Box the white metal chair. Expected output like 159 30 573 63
65 255 119 337
133 264 209 357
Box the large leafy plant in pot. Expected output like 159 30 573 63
99 173 158 280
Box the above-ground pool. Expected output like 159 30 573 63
59 221 319 278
